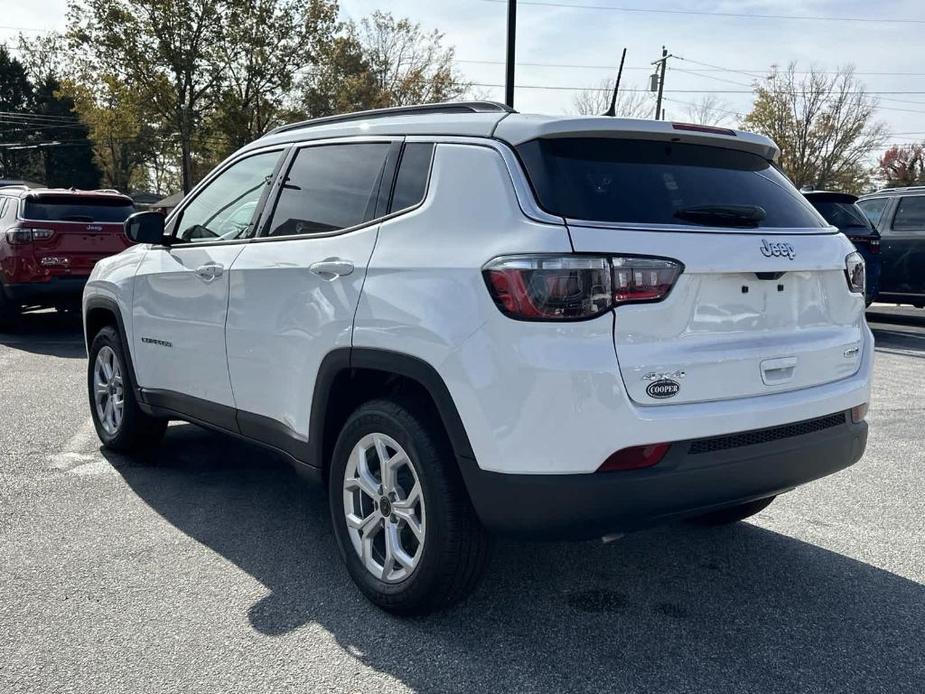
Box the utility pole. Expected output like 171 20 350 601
505 0 517 108
651 46 673 120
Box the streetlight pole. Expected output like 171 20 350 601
505 0 517 108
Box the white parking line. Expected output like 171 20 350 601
48 418 114 476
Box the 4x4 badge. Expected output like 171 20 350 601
760 239 795 260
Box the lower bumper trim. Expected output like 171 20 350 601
458 414 867 540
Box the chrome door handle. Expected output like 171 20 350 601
309 259 354 280
195 263 224 281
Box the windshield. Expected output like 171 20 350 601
807 199 871 229
23 196 136 223
516 138 825 228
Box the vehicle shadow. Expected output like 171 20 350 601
108 423 925 693
0 309 86 358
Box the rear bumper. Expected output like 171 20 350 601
460 412 867 539
3 277 88 305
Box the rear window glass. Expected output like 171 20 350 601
23 196 135 223
516 138 825 228
806 199 870 229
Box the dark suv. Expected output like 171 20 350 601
803 191 881 304
0 187 136 326
856 187 925 308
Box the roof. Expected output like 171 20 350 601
154 191 184 208
859 185 925 199
247 101 780 161
0 186 133 202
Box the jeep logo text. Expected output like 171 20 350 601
759 239 795 260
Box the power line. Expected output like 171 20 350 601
469 82 925 96
458 59 925 77
479 0 925 25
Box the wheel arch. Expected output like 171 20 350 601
84 296 144 404
310 348 477 480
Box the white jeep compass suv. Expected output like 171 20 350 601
82 102 872 615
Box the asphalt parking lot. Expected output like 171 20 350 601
1 307 923 693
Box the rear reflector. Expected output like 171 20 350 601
851 403 868 423
598 443 670 472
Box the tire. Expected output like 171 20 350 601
689 496 776 526
329 397 491 615
87 325 167 451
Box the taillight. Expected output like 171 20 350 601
598 443 670 472
5 227 54 245
483 254 682 321
845 251 865 295
869 238 880 255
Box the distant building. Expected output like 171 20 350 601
153 191 184 214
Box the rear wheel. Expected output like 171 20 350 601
329 398 491 615
689 496 776 526
88 326 167 451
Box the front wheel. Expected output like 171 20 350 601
329 398 491 615
88 326 167 451
689 496 776 526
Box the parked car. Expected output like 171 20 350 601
803 191 880 304
856 186 925 308
82 103 872 615
0 187 136 326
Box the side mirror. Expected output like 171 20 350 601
125 211 167 245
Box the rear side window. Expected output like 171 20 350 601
390 143 434 212
266 143 391 237
23 196 135 223
857 198 888 227
807 199 870 229
892 196 925 231
516 138 825 228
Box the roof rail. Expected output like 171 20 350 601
267 101 516 136
872 185 925 194
0 184 31 193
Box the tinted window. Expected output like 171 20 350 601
856 198 888 227
807 200 870 229
391 143 434 212
23 196 135 223
517 138 824 228
266 143 390 237
892 196 925 231
176 150 281 243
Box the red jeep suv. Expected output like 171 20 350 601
0 187 136 326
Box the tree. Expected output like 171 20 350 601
64 74 155 191
209 0 339 155
68 0 224 192
573 80 651 118
300 33 379 118
742 64 886 193
0 46 36 180
684 95 732 127
31 77 101 188
878 144 925 188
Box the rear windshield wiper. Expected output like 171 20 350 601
673 204 766 228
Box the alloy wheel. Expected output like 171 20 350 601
342 433 426 583
93 346 124 436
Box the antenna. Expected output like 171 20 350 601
604 48 627 117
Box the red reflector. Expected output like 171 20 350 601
671 122 737 137
598 443 670 472
851 403 868 423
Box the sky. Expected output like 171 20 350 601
3 0 925 156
